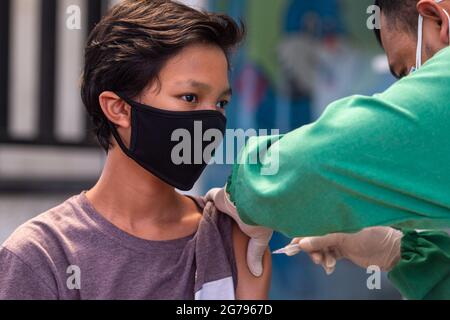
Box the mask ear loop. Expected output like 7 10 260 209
108 93 138 154
416 15 424 70
414 1 449 72
442 9 450 44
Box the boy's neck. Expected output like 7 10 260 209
85 147 202 241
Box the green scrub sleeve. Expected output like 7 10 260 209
389 230 450 300
227 46 450 238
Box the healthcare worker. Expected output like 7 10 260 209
207 0 450 299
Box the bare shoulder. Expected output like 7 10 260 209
232 223 272 300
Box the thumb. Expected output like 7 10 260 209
205 188 221 202
247 236 271 277
298 234 340 253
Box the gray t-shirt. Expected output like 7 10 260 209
0 193 237 300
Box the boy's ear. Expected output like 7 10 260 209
98 91 132 129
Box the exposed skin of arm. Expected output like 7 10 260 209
232 224 272 300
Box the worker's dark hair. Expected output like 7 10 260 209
374 0 419 46
81 0 245 151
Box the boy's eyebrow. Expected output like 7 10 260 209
176 79 232 96
222 87 233 97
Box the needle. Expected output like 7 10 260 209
272 244 301 256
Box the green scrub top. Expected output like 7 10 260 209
227 46 450 299
390 229 450 299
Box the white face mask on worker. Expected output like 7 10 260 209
411 0 450 74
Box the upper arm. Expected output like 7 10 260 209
232 224 271 300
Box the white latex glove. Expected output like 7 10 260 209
287 227 403 274
205 187 273 277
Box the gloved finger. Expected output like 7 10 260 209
329 247 343 260
307 251 336 275
289 237 303 245
298 235 339 253
220 188 240 214
284 244 302 256
247 237 270 277
322 252 337 275
205 187 237 217
324 251 337 269
309 251 324 265
204 188 222 202
323 264 335 275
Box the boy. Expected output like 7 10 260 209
0 0 271 299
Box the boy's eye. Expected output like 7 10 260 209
181 94 198 103
216 100 229 109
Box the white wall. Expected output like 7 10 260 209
8 0 41 139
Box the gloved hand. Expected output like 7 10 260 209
287 227 403 274
205 187 273 277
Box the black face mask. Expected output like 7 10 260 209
109 93 227 191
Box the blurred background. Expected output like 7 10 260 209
0 0 401 299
